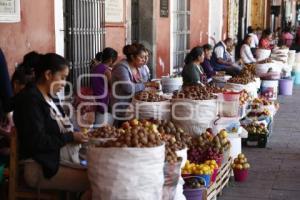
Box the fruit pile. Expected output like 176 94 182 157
232 153 250 170
88 126 124 139
182 160 215 175
191 129 214 148
135 91 166 102
101 119 162 148
240 64 256 76
173 85 217 100
154 120 192 149
247 109 271 118
228 76 254 85
184 177 205 189
205 84 228 94
243 123 268 135
239 90 250 105
211 130 231 154
251 97 272 109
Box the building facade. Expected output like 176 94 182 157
2 0 289 83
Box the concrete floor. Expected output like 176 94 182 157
219 86 300 200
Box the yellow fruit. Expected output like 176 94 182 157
236 164 243 170
234 158 240 164
243 163 250 169
231 164 236 169
239 158 246 164
238 153 245 160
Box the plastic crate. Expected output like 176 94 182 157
242 133 269 148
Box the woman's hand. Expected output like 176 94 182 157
73 132 89 143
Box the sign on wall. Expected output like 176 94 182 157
0 0 20 23
160 0 169 17
105 0 124 23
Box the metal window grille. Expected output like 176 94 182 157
131 0 139 43
172 0 190 75
64 0 105 89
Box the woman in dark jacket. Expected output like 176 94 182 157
181 46 206 85
13 53 90 195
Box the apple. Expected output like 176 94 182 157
236 164 243 170
243 163 250 169
122 122 130 129
238 153 245 160
130 119 139 126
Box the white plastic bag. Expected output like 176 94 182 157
133 99 171 120
162 162 182 200
174 148 188 200
172 99 218 136
87 145 165 200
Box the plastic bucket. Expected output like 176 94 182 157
161 77 183 93
218 92 240 117
294 72 300 85
279 79 293 95
261 80 278 100
233 169 248 182
183 188 205 200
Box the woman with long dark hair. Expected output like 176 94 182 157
181 46 206 85
13 53 90 197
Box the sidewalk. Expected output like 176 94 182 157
219 86 300 200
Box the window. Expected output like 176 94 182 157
171 0 190 75
64 0 105 89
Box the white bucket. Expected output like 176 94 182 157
293 63 300 72
161 77 183 93
261 80 279 100
296 53 300 63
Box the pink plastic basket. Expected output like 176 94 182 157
233 169 248 182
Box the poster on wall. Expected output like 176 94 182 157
0 0 20 23
105 0 124 23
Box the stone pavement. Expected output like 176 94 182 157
219 86 300 200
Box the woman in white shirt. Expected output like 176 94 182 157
240 35 256 64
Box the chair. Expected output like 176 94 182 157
8 128 60 200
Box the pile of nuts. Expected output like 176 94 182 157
88 126 124 139
173 85 217 100
135 91 166 102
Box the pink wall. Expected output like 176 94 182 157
0 0 55 76
105 25 127 57
155 0 171 77
190 0 209 47
222 0 228 39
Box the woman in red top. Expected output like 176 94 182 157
259 29 274 50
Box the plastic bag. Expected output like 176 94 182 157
172 99 218 136
87 145 165 200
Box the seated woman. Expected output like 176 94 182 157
202 44 216 80
13 53 90 197
111 43 157 125
91 47 118 127
240 35 257 64
281 27 294 47
181 46 206 86
259 29 275 50
139 48 151 83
